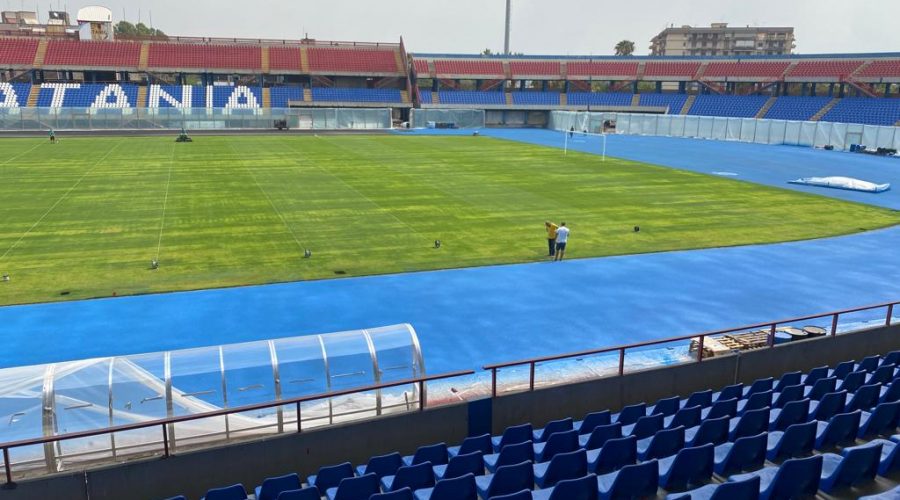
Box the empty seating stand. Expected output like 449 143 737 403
788 60 864 79
510 92 560 106
148 43 262 71
268 46 302 72
308 48 400 74
0 82 32 107
566 92 632 106
44 40 141 68
437 91 505 105
509 61 562 79
858 59 900 79
433 59 504 78
821 98 900 126
638 93 688 112
643 61 700 79
311 88 402 104
764 96 832 121
0 38 39 66
703 61 790 79
688 94 769 118
566 61 638 79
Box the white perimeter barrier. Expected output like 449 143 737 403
549 111 900 152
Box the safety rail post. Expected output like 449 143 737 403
831 314 840 336
529 362 535 391
3 448 11 487
296 402 302 433
887 304 894 326
491 368 498 398
768 323 777 347
696 336 705 362
418 380 426 411
618 348 625 376
161 424 169 458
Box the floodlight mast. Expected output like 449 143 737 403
504 0 511 55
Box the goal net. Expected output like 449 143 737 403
562 129 608 161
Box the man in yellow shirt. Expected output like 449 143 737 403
545 221 559 257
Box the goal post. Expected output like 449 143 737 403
562 129 607 162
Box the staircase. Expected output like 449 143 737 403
26 84 40 107
560 61 568 81
300 47 310 73
694 62 708 80
303 88 312 103
138 42 150 71
811 98 840 121
560 93 567 107
680 95 696 115
262 87 271 108
261 47 270 73
755 97 777 118
136 86 148 108
432 92 439 104
505 93 513 105
394 50 405 73
636 62 646 81
400 90 410 104
33 39 48 68
502 61 512 80
630 94 640 106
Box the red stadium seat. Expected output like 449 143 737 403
269 46 301 71
643 62 701 78
858 60 900 78
44 40 141 67
509 61 561 78
703 61 790 79
307 48 399 73
413 59 430 76
0 38 39 66
566 61 638 78
433 59 504 77
788 60 863 79
147 43 262 70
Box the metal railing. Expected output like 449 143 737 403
483 300 899 397
0 370 472 486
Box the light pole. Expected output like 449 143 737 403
504 0 511 55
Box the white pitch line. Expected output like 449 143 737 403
154 144 177 261
0 140 123 263
0 141 44 166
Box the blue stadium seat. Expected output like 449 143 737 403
38 83 140 108
567 92 632 107
510 92 560 106
702 398 738 420
712 385 742 403
269 87 304 108
815 411 862 450
688 95 769 118
883 352 900 367
742 378 774 398
533 417 574 443
648 396 681 417
149 85 207 108
308 462 355 493
492 424 533 452
881 379 900 404
612 403 646 426
685 415 730 447
665 405 701 430
202 484 248 500
858 401 900 438
808 390 848 422
275 488 320 500
638 93 688 114
872 438 900 475
578 422 622 450
823 98 900 126
772 384 804 409
312 87 402 104
819 441 882 493
804 376 837 401
380 462 435 492
371 488 413 500
622 414 664 440
847 383 883 413
764 96 831 121
489 491 532 500
413 473 477 500
325 473 380 500
417 90 433 105
530 473 598 500
830 360 857 380
574 410 611 435
0 82 31 108
586 435 637 474
448 434 492 458
667 475 760 500
728 455 823 500
728 407 770 441
774 372 802 393
657 443 714 492
867 364 897 385
484 440 534 473
255 473 301 500
437 91 504 105
637 425 684 461
713 432 767 475
432 451 484 480
765 420 816 461
402 442 448 467
533 448 588 488
355 453 403 480
802 366 830 386
768 398 809 431
533 429 578 462
474 460 534 499
596 459 659 500
860 485 900 499
839 371 868 394
681 389 713 409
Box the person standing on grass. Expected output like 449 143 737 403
545 221 558 257
49 129 56 144
555 222 570 261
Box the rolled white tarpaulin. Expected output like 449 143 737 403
788 176 890 193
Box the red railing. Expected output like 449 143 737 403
483 299 899 397
0 370 472 486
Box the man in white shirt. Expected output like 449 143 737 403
554 222 570 261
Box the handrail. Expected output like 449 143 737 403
0 369 473 485
484 299 899 396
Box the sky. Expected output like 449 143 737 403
11 0 900 56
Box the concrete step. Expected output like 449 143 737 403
755 96 777 119
811 98 840 121
680 95 696 115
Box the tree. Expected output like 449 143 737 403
114 21 167 39
615 40 635 56
481 48 493 56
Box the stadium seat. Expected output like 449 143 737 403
643 61 700 79
202 484 248 500
765 420 816 461
743 377 775 398
586 435 637 474
774 372 802 392
858 401 900 438
509 61 562 78
804 377 837 401
819 441 882 493
532 417 574 442
728 455 823 500
44 40 142 68
768 398 810 431
148 43 262 70
533 448 588 488
880 379 900 404
578 422 622 450
808 390 848 422
412 472 477 500
685 415 730 447
433 59 503 77
802 366 830 386
484 441 534 473
492 424 533 452
764 96 832 121
649 396 681 417
637 425 684 460
667 475 760 500
728 407 770 441
275 488 320 500
489 491 532 500
437 91 505 105
665 405 702 430
712 385 742 403
703 61 790 79
308 462 355 493
533 429 578 462
830 360 858 380
596 459 659 500
567 61 638 78
432 451 484 480
713 432 767 475
860 484 900 499
736 390 772 415
254 473 301 500
847 383 883 413
702 398 738 420
380 462 435 492
0 38 39 66
325 473 380 500
269 47 301 71
371 488 413 500
308 48 400 73
311 87 402 104
681 389 713 409
772 384 804 409
815 411 862 450
510 92 561 106
638 93 689 113
530 473 598 500
688 95 769 118
573 410 611 434
657 443 714 491
612 403 646 426
402 442 448 466
474 460 534 499
859 356 883 373
866 364 897 385
622 414 664 440
822 98 900 126
448 434 492 458
355 453 403 480
788 60 863 78
567 92 632 107
882 351 900 367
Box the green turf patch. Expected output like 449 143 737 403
0 135 897 306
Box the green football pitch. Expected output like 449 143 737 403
0 134 898 306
